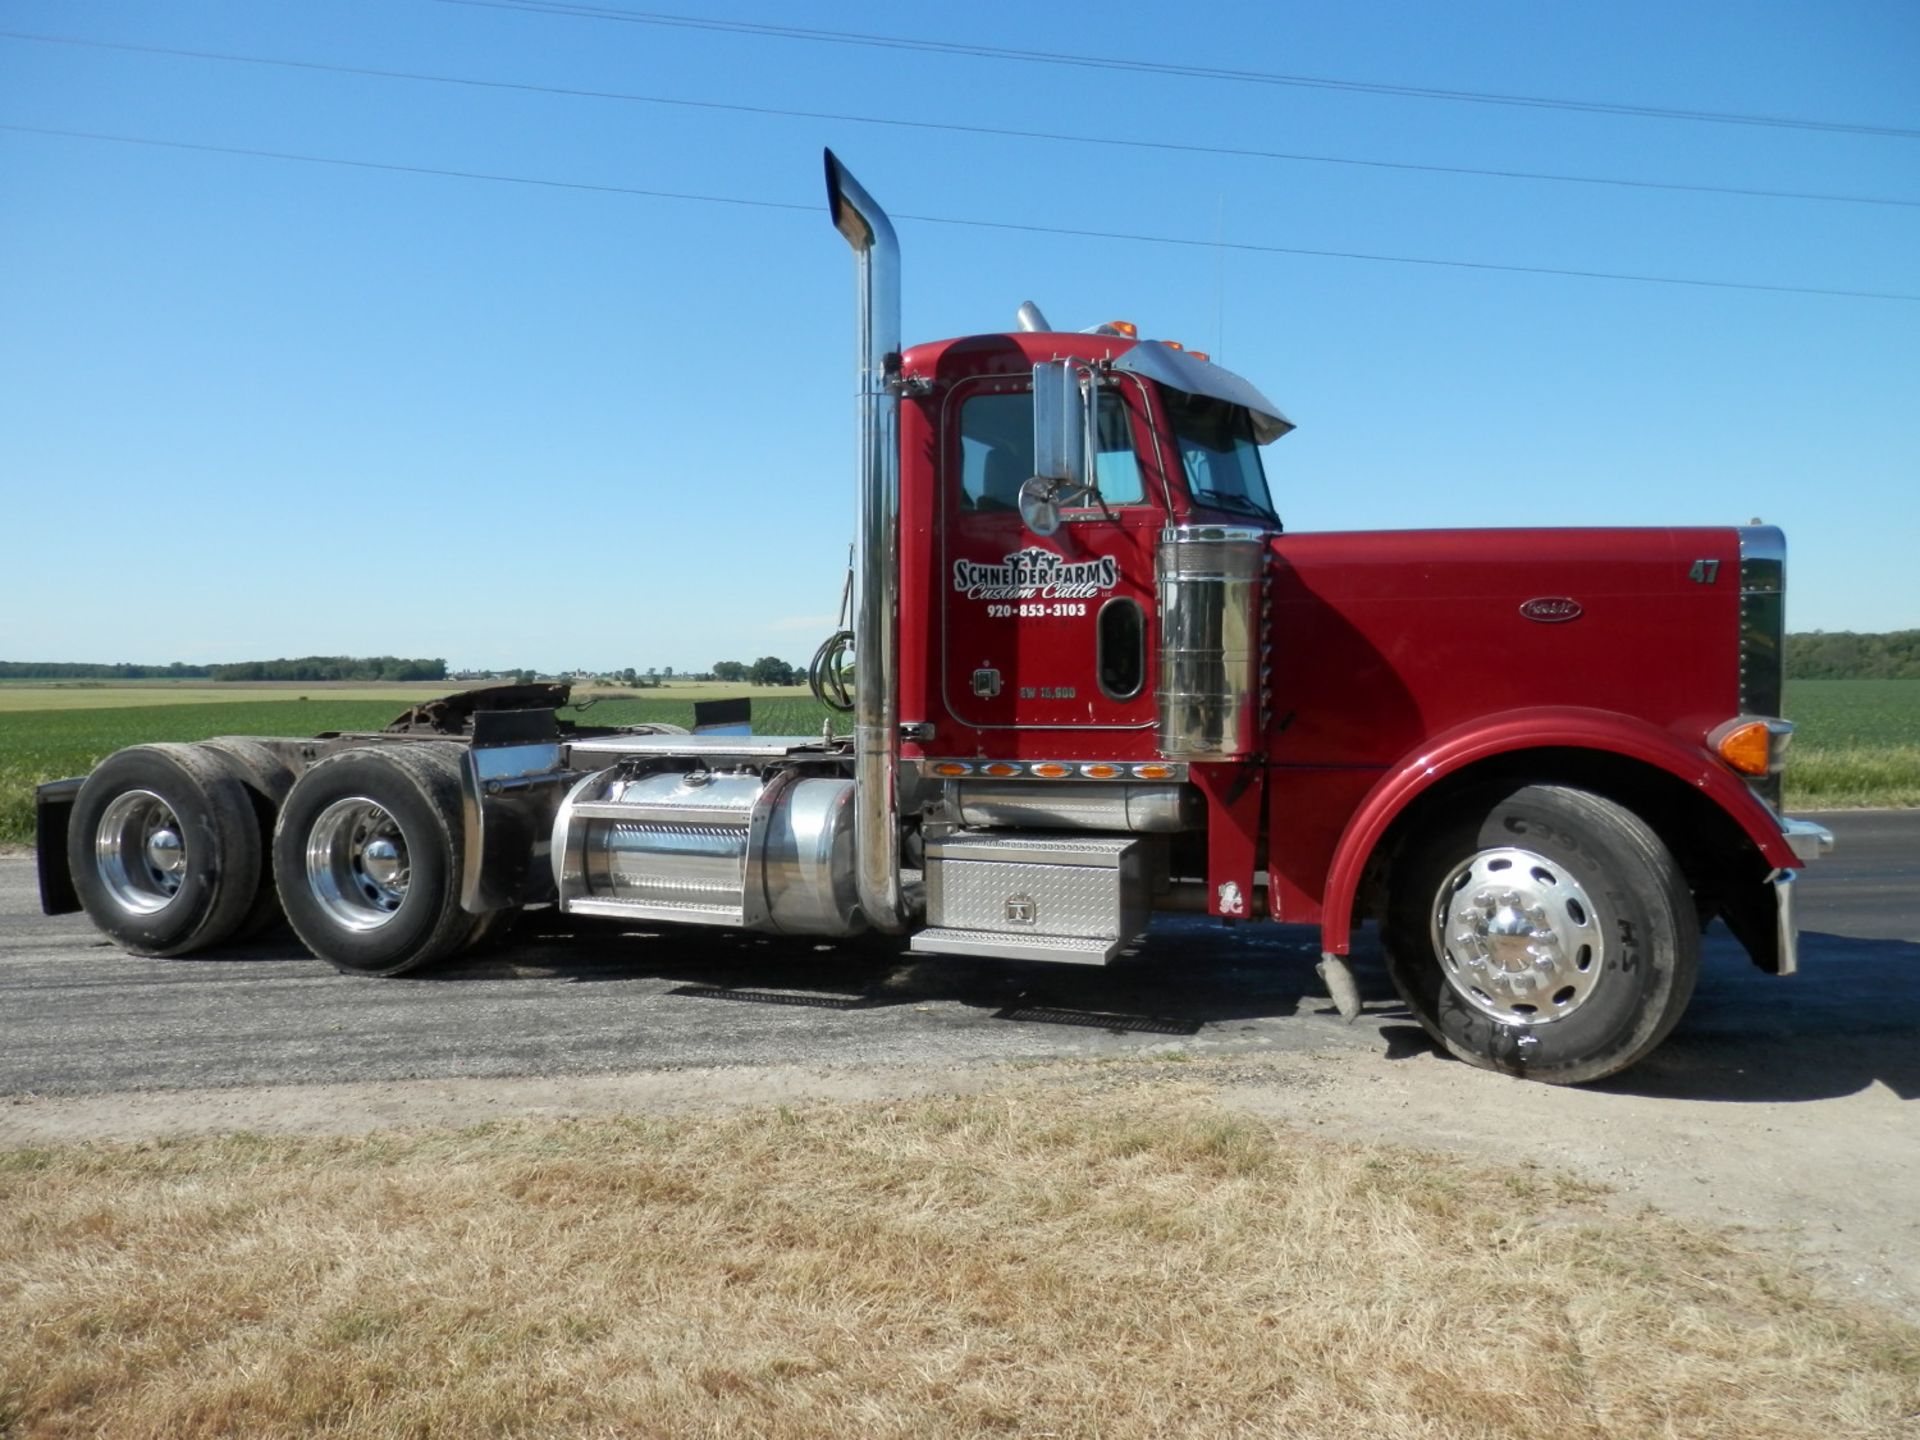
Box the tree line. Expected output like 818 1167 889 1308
1785 630 1920 681
712 657 803 686
208 656 449 682
0 657 447 682
0 661 213 679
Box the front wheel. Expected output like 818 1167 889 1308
272 744 480 976
1382 784 1698 1086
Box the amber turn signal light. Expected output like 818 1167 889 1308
1709 717 1793 777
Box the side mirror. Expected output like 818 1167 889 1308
1017 475 1063 537
1031 360 1088 491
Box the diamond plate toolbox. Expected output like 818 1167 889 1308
919 830 1148 964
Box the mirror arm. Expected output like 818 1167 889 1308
1079 368 1118 523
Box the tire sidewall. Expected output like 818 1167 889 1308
199 737 299 941
66 745 258 957
1386 785 1692 1085
273 749 462 975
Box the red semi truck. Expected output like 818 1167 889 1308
35 151 1831 1084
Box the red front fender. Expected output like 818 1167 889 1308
1316 706 1799 956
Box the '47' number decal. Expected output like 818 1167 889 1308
1688 558 1721 585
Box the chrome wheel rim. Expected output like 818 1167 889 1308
1431 846 1605 1025
305 797 410 931
95 789 189 915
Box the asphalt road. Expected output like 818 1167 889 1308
2 810 1914 1102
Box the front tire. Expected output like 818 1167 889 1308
272 744 479 976
1382 784 1698 1086
67 744 263 957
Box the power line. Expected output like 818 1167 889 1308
7 29 1916 212
0 121 815 214
5 122 1916 303
435 0 1920 141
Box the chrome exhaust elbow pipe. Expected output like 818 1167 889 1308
824 149 905 933
1015 300 1053 333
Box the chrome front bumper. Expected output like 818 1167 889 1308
1781 816 1835 862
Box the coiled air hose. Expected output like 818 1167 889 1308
808 629 856 713
809 546 857 713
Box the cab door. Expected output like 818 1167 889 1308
938 373 1167 742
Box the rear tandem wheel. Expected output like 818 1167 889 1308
271 743 483 976
65 743 264 957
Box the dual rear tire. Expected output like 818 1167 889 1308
68 744 266 957
270 744 482 975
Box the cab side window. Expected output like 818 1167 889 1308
1086 391 1145 506
957 388 1146 512
958 393 1032 513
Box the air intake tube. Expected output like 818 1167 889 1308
823 150 905 932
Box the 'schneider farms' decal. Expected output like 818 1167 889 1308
954 547 1119 601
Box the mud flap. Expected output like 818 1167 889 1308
34 777 84 915
1720 865 1800 976
1316 952 1362 1023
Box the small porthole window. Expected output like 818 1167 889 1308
1097 598 1145 701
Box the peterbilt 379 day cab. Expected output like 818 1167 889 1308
35 153 1832 1085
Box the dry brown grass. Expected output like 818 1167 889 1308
2 1078 1916 1439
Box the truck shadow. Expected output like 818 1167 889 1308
1373 926 1920 1104
433 912 1386 1038
222 911 1916 1102
214 906 1920 1098
1596 929 1920 1103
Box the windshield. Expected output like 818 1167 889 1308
1163 389 1276 521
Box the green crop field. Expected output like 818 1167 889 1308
2 682 1913 849
1782 678 1920 810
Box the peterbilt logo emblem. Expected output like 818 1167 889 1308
1004 894 1037 924
954 546 1119 601
1519 597 1583 623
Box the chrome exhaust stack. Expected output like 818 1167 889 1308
824 149 905 932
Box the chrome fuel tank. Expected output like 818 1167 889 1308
552 768 862 935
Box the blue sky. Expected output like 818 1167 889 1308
1 1 1915 672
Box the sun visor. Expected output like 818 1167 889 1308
1111 341 1294 443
